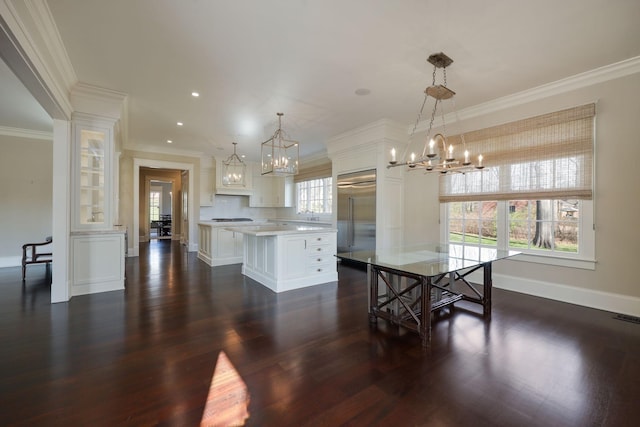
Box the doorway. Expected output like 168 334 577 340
133 159 196 257
149 180 173 240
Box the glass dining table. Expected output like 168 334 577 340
337 243 520 347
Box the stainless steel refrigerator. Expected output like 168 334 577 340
337 169 376 253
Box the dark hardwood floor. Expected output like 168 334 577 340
1 240 638 426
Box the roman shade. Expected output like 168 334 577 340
293 161 332 182
439 103 595 202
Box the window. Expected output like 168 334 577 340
449 201 497 246
149 190 161 221
440 104 595 268
296 177 332 215
446 199 586 256
509 199 579 253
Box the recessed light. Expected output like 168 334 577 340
355 88 371 96
191 92 200 97
167 139 173 144
241 155 246 158
177 122 183 126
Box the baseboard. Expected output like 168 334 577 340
0 256 21 268
72 279 125 296
484 272 640 317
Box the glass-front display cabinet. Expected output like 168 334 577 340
72 116 113 231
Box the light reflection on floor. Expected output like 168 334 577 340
200 351 250 426
441 310 588 421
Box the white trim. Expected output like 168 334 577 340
23 0 77 89
0 125 52 140
51 119 70 303
0 256 21 268
492 272 640 318
509 253 596 270
0 0 75 119
126 142 205 158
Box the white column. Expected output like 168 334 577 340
51 118 71 303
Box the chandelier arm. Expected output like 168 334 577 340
388 52 484 173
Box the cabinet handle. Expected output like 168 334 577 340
304 239 307 249
317 248 322 251
317 268 322 272
316 237 322 241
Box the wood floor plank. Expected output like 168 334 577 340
0 240 639 426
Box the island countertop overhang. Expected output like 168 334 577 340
225 225 337 236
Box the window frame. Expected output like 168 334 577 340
295 176 333 217
441 199 595 270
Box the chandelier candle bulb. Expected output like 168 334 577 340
390 147 397 164
464 150 470 165
446 144 454 161
409 152 416 168
429 139 435 155
477 154 484 169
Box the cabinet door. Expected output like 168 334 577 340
281 236 307 279
72 120 113 231
249 169 267 207
200 168 214 206
216 229 236 258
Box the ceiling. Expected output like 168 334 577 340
4 0 640 161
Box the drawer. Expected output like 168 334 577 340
307 254 334 265
307 244 332 254
306 261 336 275
307 233 336 247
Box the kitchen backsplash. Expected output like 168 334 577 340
199 195 296 220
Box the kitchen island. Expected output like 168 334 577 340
198 220 255 267
227 224 338 293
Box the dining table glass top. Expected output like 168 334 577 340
337 243 520 278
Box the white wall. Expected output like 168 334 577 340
0 135 52 266
403 71 640 315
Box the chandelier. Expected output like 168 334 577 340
389 52 484 173
261 112 299 176
222 142 247 186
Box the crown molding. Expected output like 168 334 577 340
125 142 205 159
0 0 76 119
0 125 52 140
414 55 640 133
24 0 76 89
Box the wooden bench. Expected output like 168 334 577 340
22 236 52 281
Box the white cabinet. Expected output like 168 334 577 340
216 229 243 260
241 230 338 292
71 115 114 231
303 233 336 275
197 223 244 266
70 231 125 296
250 162 294 207
215 159 253 196
280 235 307 279
200 167 214 206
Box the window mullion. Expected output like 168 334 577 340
497 201 508 250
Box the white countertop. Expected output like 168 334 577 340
198 219 332 227
198 220 265 227
225 224 337 236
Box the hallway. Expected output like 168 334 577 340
1 241 639 426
